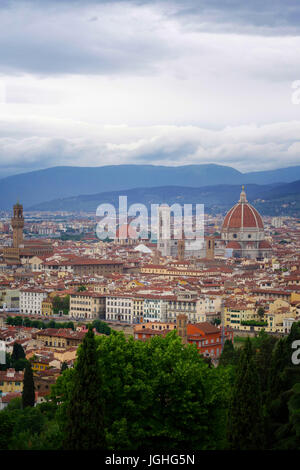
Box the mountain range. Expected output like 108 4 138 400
0 163 300 210
28 180 300 217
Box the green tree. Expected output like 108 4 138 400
11 342 26 363
52 295 62 313
227 337 265 450
97 331 229 450
253 330 277 397
257 307 265 318
92 319 111 335
63 327 106 450
62 295 70 314
219 339 238 367
66 321 74 330
61 361 68 373
77 285 87 292
6 316 14 326
0 410 16 449
23 318 31 327
0 352 11 371
265 323 300 449
286 383 300 447
13 358 28 372
22 362 35 408
51 330 231 451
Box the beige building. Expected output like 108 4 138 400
266 299 297 333
35 328 86 348
72 259 124 276
0 368 24 394
0 288 20 310
224 299 258 329
69 291 106 319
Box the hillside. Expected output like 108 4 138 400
28 181 300 217
1 164 300 209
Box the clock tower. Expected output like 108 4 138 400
12 201 24 248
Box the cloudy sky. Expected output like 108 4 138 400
0 0 300 177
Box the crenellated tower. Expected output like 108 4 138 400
12 201 24 248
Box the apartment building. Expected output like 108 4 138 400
0 288 20 310
105 292 207 324
20 289 48 315
0 368 24 394
35 328 86 348
69 291 106 320
224 300 257 329
106 294 134 323
72 259 124 276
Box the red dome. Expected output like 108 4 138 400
259 240 272 249
222 187 264 230
227 241 242 249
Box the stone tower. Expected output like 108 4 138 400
177 238 185 262
206 236 215 260
177 313 188 345
12 202 24 248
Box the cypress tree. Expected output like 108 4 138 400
265 324 300 449
22 362 35 408
11 342 25 362
219 339 237 367
63 326 106 450
227 337 265 450
60 361 68 373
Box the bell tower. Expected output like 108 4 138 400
206 236 215 260
12 201 24 248
177 238 185 262
177 314 188 345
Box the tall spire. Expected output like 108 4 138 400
239 185 247 203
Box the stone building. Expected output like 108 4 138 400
3 202 53 265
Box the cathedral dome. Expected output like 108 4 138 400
222 186 264 231
226 241 241 249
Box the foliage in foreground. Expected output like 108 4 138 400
1 323 300 450
51 330 232 450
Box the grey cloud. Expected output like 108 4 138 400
13 0 300 34
169 0 300 34
0 1 299 78
0 121 299 176
0 2 175 76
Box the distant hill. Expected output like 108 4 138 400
28 181 300 217
253 180 300 217
1 163 300 209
